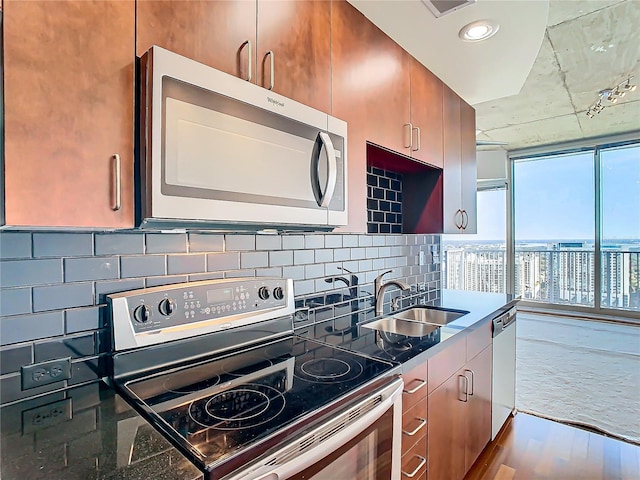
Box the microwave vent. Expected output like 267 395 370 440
422 0 476 18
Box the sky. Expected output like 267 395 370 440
444 143 640 243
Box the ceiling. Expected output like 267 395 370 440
349 0 640 151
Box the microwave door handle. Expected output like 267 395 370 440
317 132 337 208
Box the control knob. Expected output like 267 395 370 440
258 286 270 300
158 298 176 316
273 286 284 300
133 304 151 323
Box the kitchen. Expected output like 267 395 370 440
0 1 638 479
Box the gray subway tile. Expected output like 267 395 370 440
188 272 224 282
167 254 206 275
358 235 373 247
282 266 305 281
379 247 391 257
66 307 102 334
241 252 268 269
294 279 315 296
0 373 65 405
293 250 314 265
0 258 62 287
120 255 166 278
33 233 93 258
324 263 342 276
384 257 397 268
224 270 255 278
314 249 333 263
358 260 373 272
256 267 282 277
95 233 144 255
33 283 94 312
64 257 119 282
324 234 342 248
333 248 350 261
351 248 366 260
94 279 144 302
207 252 240 272
145 275 188 288
314 279 331 293
256 235 282 251
0 311 64 345
145 233 187 253
188 233 224 252
372 259 385 270
342 261 359 273
69 357 101 386
34 334 96 362
372 235 386 246
366 247 379 258
304 264 324 279
225 235 255 251
304 235 324 249
343 235 358 247
282 235 304 250
0 345 33 375
0 232 31 259
269 250 293 267
0 288 31 316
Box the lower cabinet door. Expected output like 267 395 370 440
427 372 467 480
464 346 493 472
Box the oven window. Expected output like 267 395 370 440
290 408 394 480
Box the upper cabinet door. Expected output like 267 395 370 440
136 0 257 80
443 85 463 233
3 0 135 228
460 99 477 234
410 59 444 168
256 0 331 113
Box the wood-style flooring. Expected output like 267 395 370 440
465 412 640 480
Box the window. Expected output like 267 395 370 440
442 189 507 293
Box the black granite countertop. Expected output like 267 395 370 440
300 289 518 373
0 381 203 480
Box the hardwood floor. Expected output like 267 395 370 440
465 412 640 480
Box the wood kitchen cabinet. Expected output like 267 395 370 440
137 0 330 112
409 58 444 168
332 0 411 231
401 362 428 479
3 0 135 227
427 325 492 480
443 85 478 233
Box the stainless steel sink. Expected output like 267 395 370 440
361 317 439 337
392 307 467 325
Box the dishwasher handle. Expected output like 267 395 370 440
492 308 516 337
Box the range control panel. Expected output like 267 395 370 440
108 278 293 350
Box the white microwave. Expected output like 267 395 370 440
139 46 347 230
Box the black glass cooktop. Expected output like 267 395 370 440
118 335 394 474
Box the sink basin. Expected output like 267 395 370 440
392 307 467 325
362 317 439 337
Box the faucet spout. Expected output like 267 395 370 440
374 270 410 316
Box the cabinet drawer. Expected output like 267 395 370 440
402 362 428 413
427 335 465 394
402 397 427 454
401 433 427 479
466 318 492 361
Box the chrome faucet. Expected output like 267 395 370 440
375 270 410 316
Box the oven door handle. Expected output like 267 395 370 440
230 378 403 480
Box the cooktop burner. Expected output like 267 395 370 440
296 357 363 383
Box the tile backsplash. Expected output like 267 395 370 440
367 166 403 234
0 230 440 405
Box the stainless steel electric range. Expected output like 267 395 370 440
108 278 403 480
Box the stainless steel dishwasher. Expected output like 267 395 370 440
491 307 517 439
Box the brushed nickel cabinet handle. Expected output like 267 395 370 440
112 153 121 211
402 417 427 436
265 50 275 90
242 40 252 82
403 123 413 149
412 126 421 152
455 209 463 229
402 455 426 478
403 378 426 395
459 374 469 402
462 209 469 230
465 369 475 395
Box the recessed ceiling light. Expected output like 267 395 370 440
459 20 500 42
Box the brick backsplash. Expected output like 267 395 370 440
0 230 440 405
367 166 403 234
